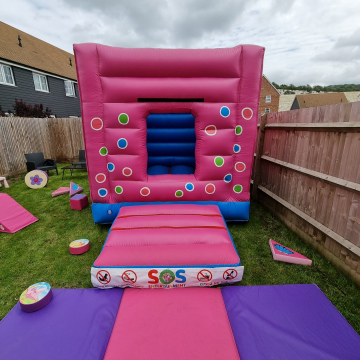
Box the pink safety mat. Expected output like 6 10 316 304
91 204 243 288
0 194 38 233
104 288 240 360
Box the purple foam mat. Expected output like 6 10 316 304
222 284 360 360
0 288 123 360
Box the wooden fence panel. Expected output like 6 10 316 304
0 117 84 177
253 101 360 285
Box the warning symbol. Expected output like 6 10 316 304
197 269 213 282
122 270 137 284
223 269 238 280
97 270 111 285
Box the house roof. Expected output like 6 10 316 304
0 21 76 81
295 93 348 109
262 74 281 94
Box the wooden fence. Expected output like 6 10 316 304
1 105 359 285
0 117 84 177
252 101 360 285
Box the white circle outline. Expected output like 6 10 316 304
117 138 128 149
205 183 216 194
91 117 103 131
235 162 246 172
95 173 106 183
205 125 217 136
220 106 230 118
118 113 129 125
122 167 132 177
242 107 253 120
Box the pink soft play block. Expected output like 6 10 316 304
0 194 38 233
51 187 70 197
94 204 239 266
104 288 240 360
269 239 312 266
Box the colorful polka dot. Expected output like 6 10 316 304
118 113 129 125
98 188 108 197
224 174 232 183
233 184 243 194
91 117 103 131
115 186 123 194
235 125 243 135
234 144 241 153
122 167 132 176
185 183 194 191
140 187 150 196
214 156 224 167
175 190 183 198
117 138 128 149
107 163 115 172
99 147 108 156
205 125 217 136
220 106 230 118
242 107 253 120
235 162 246 172
205 183 216 194
95 173 106 183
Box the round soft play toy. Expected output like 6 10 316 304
19 282 52 313
69 239 90 255
25 170 49 189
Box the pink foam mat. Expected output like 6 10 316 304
104 288 240 360
91 204 243 288
0 194 38 233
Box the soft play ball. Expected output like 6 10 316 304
69 239 90 255
25 170 49 189
19 282 52 312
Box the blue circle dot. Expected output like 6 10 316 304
117 138 128 149
224 174 232 183
220 106 230 117
98 188 108 197
185 183 194 191
107 163 115 172
234 144 241 153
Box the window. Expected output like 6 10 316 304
65 80 76 97
265 108 270 113
265 95 271 103
0 64 15 85
33 73 49 92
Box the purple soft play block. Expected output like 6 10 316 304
222 284 360 360
0 288 123 360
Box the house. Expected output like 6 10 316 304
0 21 80 117
290 93 348 110
259 75 280 114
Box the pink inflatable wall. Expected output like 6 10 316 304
74 44 264 223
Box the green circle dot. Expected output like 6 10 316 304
118 113 129 125
175 190 183 197
234 184 243 193
214 156 224 167
115 186 123 194
99 147 108 156
235 125 243 135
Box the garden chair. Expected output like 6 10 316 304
72 150 87 169
24 152 58 175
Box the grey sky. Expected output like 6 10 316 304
2 0 359 85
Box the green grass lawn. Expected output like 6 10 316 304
0 166 359 334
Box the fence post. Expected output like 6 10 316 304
251 113 268 200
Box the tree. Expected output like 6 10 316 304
13 99 53 118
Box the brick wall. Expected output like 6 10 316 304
259 76 280 113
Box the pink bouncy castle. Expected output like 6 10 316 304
74 44 264 223
74 44 264 288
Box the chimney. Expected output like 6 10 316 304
18 35 22 47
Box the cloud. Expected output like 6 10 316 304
2 0 360 85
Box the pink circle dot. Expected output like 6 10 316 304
91 118 103 130
242 108 253 120
95 173 106 183
140 187 150 196
205 183 215 194
205 125 217 136
235 162 246 172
